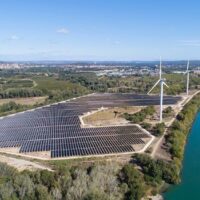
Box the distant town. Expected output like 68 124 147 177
1 61 200 78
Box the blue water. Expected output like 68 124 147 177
164 112 200 200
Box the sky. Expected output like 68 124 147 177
1 0 200 61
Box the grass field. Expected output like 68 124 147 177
33 77 75 91
0 96 47 106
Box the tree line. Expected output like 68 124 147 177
0 161 126 200
0 102 30 116
0 89 43 99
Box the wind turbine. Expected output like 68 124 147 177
148 57 169 122
185 60 190 96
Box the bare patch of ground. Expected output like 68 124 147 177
0 147 20 154
132 143 146 151
81 106 154 155
0 154 52 171
0 147 51 160
22 151 51 159
143 105 176 126
144 194 163 200
0 96 47 106
83 106 142 126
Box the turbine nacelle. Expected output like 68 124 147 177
162 77 167 81
147 57 169 122
184 71 190 75
147 78 169 95
184 61 190 74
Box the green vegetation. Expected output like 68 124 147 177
165 93 200 162
124 106 155 123
152 123 165 137
140 122 152 131
0 89 43 99
0 79 34 90
106 73 200 95
0 161 125 200
124 106 166 137
0 100 47 117
1 68 200 96
123 105 167 137
33 76 90 102
163 106 174 118
120 164 145 200
131 93 200 196
134 154 180 184
0 68 199 109
0 149 181 200
0 68 199 199
0 156 176 200
60 71 105 91
118 93 200 199
0 102 30 116
0 75 91 111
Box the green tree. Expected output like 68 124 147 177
121 164 145 200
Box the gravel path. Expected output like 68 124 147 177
151 90 200 159
0 155 53 171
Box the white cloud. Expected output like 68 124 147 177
56 28 69 34
10 35 20 40
179 40 200 46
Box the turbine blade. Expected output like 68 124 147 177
163 82 169 88
148 79 160 94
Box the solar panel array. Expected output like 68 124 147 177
0 93 181 158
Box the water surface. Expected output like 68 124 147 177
164 112 200 200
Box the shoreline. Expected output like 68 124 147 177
152 93 200 200
147 194 163 200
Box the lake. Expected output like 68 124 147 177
163 112 200 200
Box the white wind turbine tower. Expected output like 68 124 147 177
148 57 169 122
185 60 190 96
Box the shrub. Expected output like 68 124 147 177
152 123 165 137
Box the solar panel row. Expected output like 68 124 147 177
19 135 144 153
0 126 150 143
0 93 180 158
51 145 135 158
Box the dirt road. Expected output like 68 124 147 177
0 154 53 172
151 90 200 159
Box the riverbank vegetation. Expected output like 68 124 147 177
165 93 200 167
0 149 185 200
0 156 177 200
132 93 200 195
